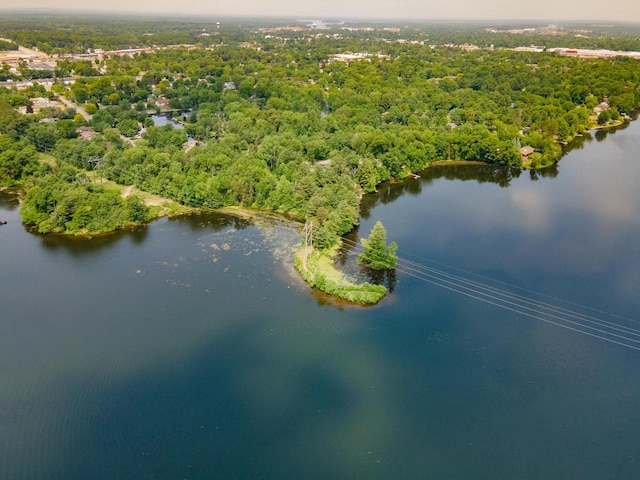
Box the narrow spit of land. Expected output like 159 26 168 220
294 244 387 305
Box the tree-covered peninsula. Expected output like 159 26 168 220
1 16 640 243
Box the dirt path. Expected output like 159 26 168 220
121 185 172 207
299 245 314 272
121 185 134 198
58 96 92 121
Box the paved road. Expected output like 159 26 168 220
58 96 92 121
0 77 75 88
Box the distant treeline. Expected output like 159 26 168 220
2 15 640 53
1 17 640 239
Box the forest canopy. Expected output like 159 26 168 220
1 16 640 239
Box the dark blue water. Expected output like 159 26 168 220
1 122 639 479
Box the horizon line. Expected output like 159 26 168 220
0 9 639 25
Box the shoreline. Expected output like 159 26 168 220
294 243 387 305
429 160 487 167
9 114 634 239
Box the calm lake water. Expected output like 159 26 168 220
151 114 185 129
1 122 640 479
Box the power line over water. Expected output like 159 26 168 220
246 213 640 352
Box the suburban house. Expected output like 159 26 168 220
593 101 610 115
77 126 97 140
519 146 535 162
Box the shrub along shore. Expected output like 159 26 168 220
294 245 387 304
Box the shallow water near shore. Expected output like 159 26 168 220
1 121 640 479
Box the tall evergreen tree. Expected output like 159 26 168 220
357 221 398 270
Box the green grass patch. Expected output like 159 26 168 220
295 245 387 305
85 173 193 218
37 153 57 166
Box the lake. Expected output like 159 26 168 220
1 121 639 479
150 114 185 129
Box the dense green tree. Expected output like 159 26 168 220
357 221 398 270
0 135 40 185
3 16 640 240
21 166 151 234
117 118 141 138
26 123 57 152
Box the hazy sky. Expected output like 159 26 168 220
1 0 639 22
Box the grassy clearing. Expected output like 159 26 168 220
429 160 486 166
295 245 387 305
85 172 193 218
37 153 57 166
217 206 302 227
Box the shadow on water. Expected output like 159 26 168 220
528 165 559 181
338 226 361 266
363 267 397 293
28 225 150 256
22 211 255 257
335 227 397 293
360 164 523 220
361 118 635 219
309 287 379 309
593 120 632 142
563 118 634 152
421 164 523 188
0 188 21 210
171 210 252 233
